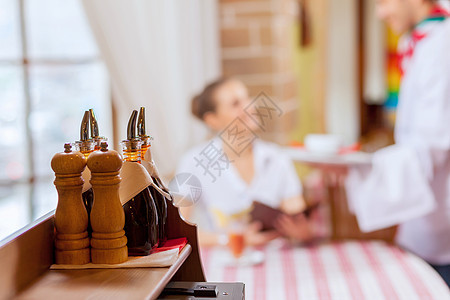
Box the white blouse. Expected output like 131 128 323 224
176 138 302 230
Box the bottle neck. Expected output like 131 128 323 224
81 150 94 159
141 144 150 159
93 137 107 151
123 150 141 163
74 140 95 158
121 139 142 163
139 136 152 160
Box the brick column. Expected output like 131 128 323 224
219 0 299 143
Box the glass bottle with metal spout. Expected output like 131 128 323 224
121 110 159 255
74 111 95 228
138 107 168 246
89 109 107 150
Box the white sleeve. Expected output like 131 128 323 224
278 153 303 199
346 146 435 232
172 149 205 207
175 151 196 175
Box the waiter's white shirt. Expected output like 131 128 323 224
346 19 450 264
176 138 302 230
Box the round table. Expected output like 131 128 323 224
201 239 450 300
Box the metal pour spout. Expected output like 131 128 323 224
80 111 90 141
122 110 141 161
127 110 138 140
137 107 146 137
137 107 153 156
89 109 99 138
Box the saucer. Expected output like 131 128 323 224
219 249 265 267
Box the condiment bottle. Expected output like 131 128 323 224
120 110 159 255
138 107 168 246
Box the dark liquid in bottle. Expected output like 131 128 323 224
123 189 156 256
146 188 159 249
149 179 168 246
82 188 94 234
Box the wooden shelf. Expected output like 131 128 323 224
0 199 205 299
15 245 192 300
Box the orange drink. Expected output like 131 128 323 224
228 232 245 258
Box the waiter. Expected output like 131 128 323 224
345 0 450 286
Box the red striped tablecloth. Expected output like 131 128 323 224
200 240 450 300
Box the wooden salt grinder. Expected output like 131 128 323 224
88 142 128 264
51 143 90 265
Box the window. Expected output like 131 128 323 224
0 0 111 239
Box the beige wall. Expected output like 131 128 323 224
292 0 328 142
325 0 359 144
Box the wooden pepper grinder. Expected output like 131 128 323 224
88 142 128 264
51 143 90 265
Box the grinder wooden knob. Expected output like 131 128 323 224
51 143 90 265
88 142 128 264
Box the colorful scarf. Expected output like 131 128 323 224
397 6 449 76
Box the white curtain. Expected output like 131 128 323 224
82 0 220 177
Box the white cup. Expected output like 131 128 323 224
304 134 342 154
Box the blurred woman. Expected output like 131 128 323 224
176 78 313 246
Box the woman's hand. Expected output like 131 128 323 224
274 213 313 242
244 221 280 246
